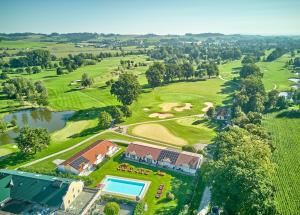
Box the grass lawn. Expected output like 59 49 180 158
258 54 297 91
0 144 19 157
263 110 300 214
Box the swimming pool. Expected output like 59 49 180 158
101 176 150 199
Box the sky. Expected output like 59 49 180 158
0 0 300 35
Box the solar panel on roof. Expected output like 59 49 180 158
70 156 89 170
158 150 180 164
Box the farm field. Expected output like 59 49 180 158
263 111 300 215
0 39 150 57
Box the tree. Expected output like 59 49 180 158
25 67 32 74
146 62 165 87
56 67 63 75
25 49 51 67
81 73 93 88
239 64 263 79
293 89 300 109
110 73 141 105
120 105 132 117
235 75 266 113
206 107 215 118
0 119 7 133
266 89 279 110
32 66 41 74
241 55 256 64
98 111 112 129
104 202 120 215
110 106 123 123
181 62 194 79
3 77 48 106
16 127 51 154
0 72 8 80
276 96 289 109
205 127 276 215
164 63 179 83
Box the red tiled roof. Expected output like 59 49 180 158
126 143 162 160
175 153 201 169
61 140 116 171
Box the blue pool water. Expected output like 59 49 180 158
103 177 146 197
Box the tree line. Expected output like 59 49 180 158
145 61 219 88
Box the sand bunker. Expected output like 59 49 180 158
174 103 192 112
159 103 179 112
159 102 192 112
131 123 187 146
143 108 150 111
149 113 174 119
202 102 214 112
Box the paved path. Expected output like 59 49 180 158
197 186 211 215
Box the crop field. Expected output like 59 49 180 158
0 39 150 57
263 111 300 215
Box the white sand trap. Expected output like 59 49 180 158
132 123 187 146
143 108 150 111
149 113 174 119
202 102 214 112
174 103 192 112
159 102 179 112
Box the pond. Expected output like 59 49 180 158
288 78 300 83
0 108 75 145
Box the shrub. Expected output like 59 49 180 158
166 192 175 201
133 201 145 215
182 145 197 153
10 118 17 127
104 202 120 215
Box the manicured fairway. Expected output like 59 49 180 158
263 111 300 215
130 123 187 146
258 54 297 91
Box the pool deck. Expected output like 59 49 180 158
100 175 151 201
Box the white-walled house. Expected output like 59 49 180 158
58 140 119 176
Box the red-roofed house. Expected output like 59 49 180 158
125 142 202 175
125 142 164 165
174 151 202 174
57 140 119 176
